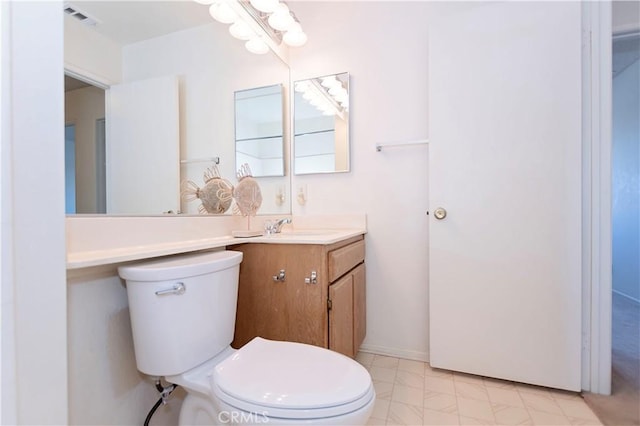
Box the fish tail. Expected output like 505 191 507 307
181 180 200 201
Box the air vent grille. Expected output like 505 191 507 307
63 2 98 26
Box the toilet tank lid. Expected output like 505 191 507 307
118 250 242 282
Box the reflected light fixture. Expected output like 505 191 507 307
250 0 279 13
229 20 253 40
245 37 269 54
209 2 237 23
195 0 307 58
295 77 348 119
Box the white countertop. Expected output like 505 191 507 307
66 229 366 269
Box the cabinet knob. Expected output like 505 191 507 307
305 271 318 285
273 269 286 282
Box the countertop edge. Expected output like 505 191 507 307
66 229 366 270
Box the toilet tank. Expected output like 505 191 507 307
118 250 243 377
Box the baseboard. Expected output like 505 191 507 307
359 343 429 363
613 289 640 305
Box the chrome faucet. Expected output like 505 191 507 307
266 218 291 234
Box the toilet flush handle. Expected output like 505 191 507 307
155 282 186 296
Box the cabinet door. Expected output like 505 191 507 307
232 244 287 347
279 244 326 347
232 244 325 348
352 263 366 353
329 274 354 357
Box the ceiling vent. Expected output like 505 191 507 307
63 2 98 26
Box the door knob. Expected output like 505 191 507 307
434 207 447 220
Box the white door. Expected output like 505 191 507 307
428 2 582 391
106 76 179 214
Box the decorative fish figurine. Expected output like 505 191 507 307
181 165 234 214
233 163 262 217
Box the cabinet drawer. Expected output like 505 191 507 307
328 240 365 282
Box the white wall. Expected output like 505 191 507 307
612 56 640 302
1 1 67 424
65 86 106 213
67 265 184 425
0 2 13 422
290 1 434 360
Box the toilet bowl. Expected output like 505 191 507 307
168 337 375 425
118 250 374 425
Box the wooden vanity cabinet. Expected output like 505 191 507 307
229 235 366 358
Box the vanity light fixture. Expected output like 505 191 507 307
194 0 307 60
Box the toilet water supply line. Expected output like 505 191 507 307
144 379 180 426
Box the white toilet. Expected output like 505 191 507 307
118 250 375 425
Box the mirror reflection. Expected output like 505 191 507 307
64 1 291 216
235 85 284 177
64 76 106 214
293 72 350 175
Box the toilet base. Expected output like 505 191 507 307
179 392 222 425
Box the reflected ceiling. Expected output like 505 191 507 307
69 1 212 45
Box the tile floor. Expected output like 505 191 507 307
356 352 603 426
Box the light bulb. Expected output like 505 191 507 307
294 81 310 92
321 76 340 89
268 3 295 31
209 2 237 24
334 92 348 103
229 20 253 40
283 28 307 47
317 102 334 115
245 37 269 54
329 86 346 97
250 0 279 13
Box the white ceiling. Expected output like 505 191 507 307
69 1 213 46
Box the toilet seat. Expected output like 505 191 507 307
211 338 374 420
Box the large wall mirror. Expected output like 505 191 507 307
64 1 290 216
293 72 350 175
234 84 284 177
